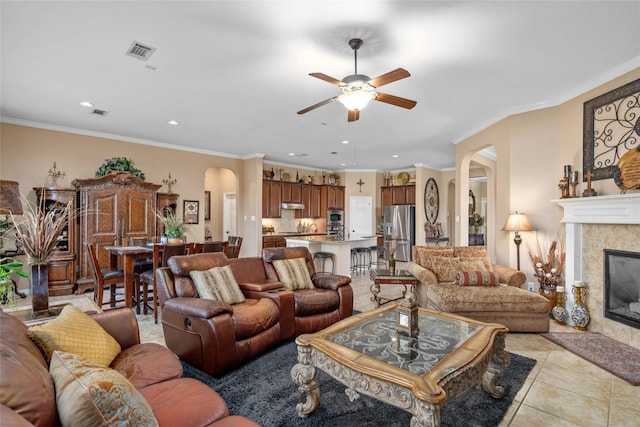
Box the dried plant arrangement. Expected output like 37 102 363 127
528 233 566 292
9 195 72 264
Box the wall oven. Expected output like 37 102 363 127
327 210 344 237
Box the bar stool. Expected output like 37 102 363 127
353 247 370 273
313 251 335 274
369 245 386 268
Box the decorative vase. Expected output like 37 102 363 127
31 263 49 316
551 286 568 325
571 282 590 331
388 255 396 275
539 287 556 313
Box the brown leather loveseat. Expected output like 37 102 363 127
0 308 259 427
155 248 353 377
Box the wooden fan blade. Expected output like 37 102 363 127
347 109 360 122
309 73 343 86
368 68 410 88
374 92 417 109
297 97 338 115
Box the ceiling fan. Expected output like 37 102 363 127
297 38 417 122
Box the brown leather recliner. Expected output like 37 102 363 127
155 252 292 377
262 247 353 336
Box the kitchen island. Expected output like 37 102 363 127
285 235 377 277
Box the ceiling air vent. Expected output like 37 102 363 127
125 41 156 61
90 108 109 117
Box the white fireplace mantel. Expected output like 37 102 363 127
552 193 640 325
552 193 640 225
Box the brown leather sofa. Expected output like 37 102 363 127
0 308 259 427
155 248 353 377
262 247 353 336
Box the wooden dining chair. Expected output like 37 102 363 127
86 243 140 310
194 241 224 253
224 236 243 258
139 243 187 323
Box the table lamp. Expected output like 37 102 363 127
501 212 532 271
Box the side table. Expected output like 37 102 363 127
370 268 419 307
3 295 102 326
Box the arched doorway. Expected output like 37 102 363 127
204 167 237 242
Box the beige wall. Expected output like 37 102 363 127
0 123 260 256
455 67 640 282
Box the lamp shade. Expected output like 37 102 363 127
338 90 374 111
502 212 532 232
0 180 23 215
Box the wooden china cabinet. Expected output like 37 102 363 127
72 173 161 292
34 187 77 296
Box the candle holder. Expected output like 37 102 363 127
163 173 178 194
396 285 419 336
47 161 65 188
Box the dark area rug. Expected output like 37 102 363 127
182 341 535 426
542 332 640 385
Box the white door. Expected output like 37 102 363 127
223 192 237 241
349 196 373 237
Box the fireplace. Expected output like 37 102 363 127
604 249 640 329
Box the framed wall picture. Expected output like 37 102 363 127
183 200 199 224
583 78 640 181
204 191 211 221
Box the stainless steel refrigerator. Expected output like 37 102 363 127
383 205 415 262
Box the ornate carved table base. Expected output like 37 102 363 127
291 309 510 427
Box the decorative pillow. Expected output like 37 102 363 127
189 265 246 304
457 259 487 272
50 351 158 427
461 256 494 272
273 258 315 290
28 305 121 367
455 271 499 287
415 247 454 270
454 246 487 258
430 256 460 282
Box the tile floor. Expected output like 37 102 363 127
17 264 639 427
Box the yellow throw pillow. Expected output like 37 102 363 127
189 265 246 304
273 258 315 290
28 305 121 367
50 351 158 427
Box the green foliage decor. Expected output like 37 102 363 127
156 210 188 238
469 213 485 227
95 157 145 180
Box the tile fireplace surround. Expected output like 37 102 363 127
554 193 640 350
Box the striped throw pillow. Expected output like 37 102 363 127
455 271 499 287
189 265 246 304
273 258 315 291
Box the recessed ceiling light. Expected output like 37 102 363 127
340 163 346 166
392 154 399 158
80 101 93 107
288 152 295 156
341 140 349 144
168 120 179 126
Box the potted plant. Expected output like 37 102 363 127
0 257 29 307
156 210 188 244
9 195 72 315
469 213 485 234
95 157 146 180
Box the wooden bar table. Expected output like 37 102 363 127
104 245 152 309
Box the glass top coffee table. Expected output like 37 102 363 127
292 304 510 427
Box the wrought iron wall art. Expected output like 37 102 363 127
583 78 640 181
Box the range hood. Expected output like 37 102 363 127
281 202 305 210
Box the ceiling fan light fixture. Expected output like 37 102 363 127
338 90 374 111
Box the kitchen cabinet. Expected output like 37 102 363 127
262 180 281 218
321 185 345 212
297 185 321 218
73 173 161 291
262 235 287 248
381 184 415 211
33 187 77 296
281 182 302 203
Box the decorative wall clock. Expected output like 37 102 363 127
424 178 439 224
